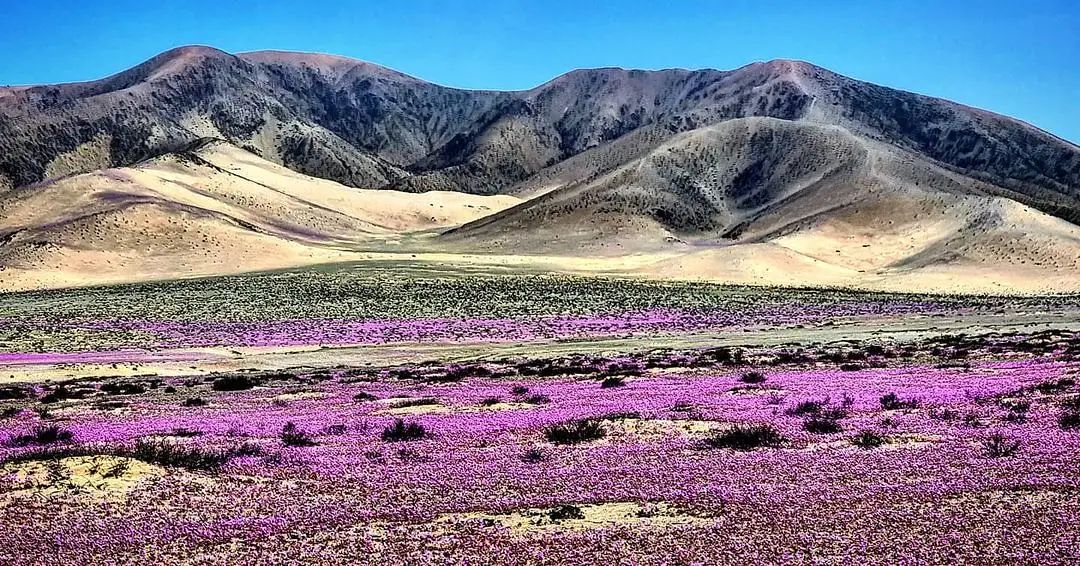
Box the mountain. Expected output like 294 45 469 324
0 46 1078 293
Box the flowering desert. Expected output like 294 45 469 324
1 268 1079 565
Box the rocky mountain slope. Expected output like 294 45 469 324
0 46 1078 293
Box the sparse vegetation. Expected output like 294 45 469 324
7 425 74 447
704 424 784 451
980 433 1020 458
880 393 919 411
740 371 766 384
851 430 888 449
212 375 258 392
280 422 317 447
382 419 428 442
544 418 606 445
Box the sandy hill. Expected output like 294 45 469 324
0 140 519 290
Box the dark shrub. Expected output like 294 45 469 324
1001 399 1030 423
803 416 842 434
182 397 207 407
740 371 766 384
233 441 263 457
548 504 585 521
523 394 551 405
511 385 530 396
704 424 784 451
40 386 92 404
700 347 744 365
786 399 825 416
131 438 231 470
382 419 428 442
322 424 348 435
480 397 503 406
7 425 74 447
163 385 177 394
600 376 626 388
851 430 887 449
435 365 492 382
544 418 606 445
1034 378 1075 395
100 382 147 396
280 422 317 447
168 428 202 437
1060 410 1080 430
521 446 547 463
0 386 30 400
212 375 257 392
602 362 643 377
880 393 919 411
981 433 1020 458
352 392 377 402
839 363 864 372
1 407 19 419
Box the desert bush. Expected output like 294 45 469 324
434 365 493 382
699 347 744 365
740 371 766 384
168 428 202 437
7 425 74 447
480 397 503 406
600 376 626 388
787 399 826 416
130 438 231 470
100 382 147 396
233 441 263 457
1001 399 1031 423
322 424 347 435
704 424 784 451
523 394 551 405
548 505 585 521
352 392 377 402
1059 410 1080 430
40 386 93 404
280 422 317 447
544 418 606 445
212 375 257 392
1034 378 1075 395
0 386 31 400
382 419 428 442
981 433 1021 458
803 416 842 434
182 397 207 407
851 430 887 449
880 393 919 411
1 407 19 419
521 446 547 463
510 385 530 396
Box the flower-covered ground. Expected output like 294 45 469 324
2 328 1079 564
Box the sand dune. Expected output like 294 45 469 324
0 141 520 290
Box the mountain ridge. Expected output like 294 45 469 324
0 46 1078 293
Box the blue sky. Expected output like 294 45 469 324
1 0 1077 143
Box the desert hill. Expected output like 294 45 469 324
0 47 1078 293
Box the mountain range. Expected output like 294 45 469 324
1 45 1078 293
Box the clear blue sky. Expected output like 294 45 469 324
2 0 1077 143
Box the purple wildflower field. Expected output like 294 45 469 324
2 324 1080 564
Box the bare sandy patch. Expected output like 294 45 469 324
442 501 713 534
1 455 164 501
